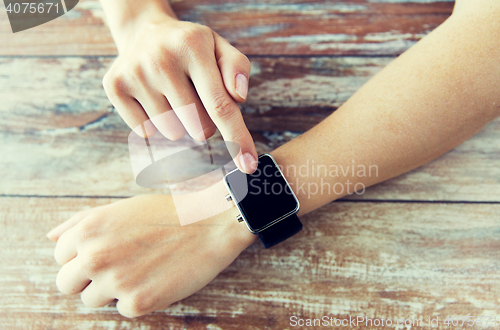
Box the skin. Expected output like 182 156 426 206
99 0 258 173
47 0 500 319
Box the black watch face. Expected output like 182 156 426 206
225 154 299 232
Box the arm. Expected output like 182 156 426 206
99 0 178 52
275 0 500 214
99 0 259 173
48 1 500 318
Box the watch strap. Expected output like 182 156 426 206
258 213 302 249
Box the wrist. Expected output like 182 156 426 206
204 179 258 251
176 178 257 252
106 4 178 53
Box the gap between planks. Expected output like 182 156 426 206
0 54 402 59
0 194 498 205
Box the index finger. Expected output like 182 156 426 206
187 59 258 173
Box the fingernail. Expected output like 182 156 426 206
235 73 248 100
239 152 257 173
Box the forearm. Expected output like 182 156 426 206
271 9 500 215
99 0 177 52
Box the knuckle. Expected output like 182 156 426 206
128 62 146 82
238 53 251 70
76 217 100 242
110 272 134 296
80 244 109 276
143 48 175 80
112 273 129 292
176 25 212 56
145 47 165 66
211 92 237 119
102 72 127 97
121 292 153 318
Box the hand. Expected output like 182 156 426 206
103 12 258 173
46 188 256 318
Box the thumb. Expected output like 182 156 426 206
214 33 251 103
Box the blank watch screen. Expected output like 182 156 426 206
225 154 298 232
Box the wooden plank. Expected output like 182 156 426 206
1 197 499 329
1 56 499 200
0 56 383 133
243 56 389 131
0 0 454 56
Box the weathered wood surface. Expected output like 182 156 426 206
2 198 500 330
0 0 454 56
1 56 499 200
2 0 500 329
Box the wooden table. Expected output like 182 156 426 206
2 0 500 329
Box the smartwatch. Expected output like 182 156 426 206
224 154 302 248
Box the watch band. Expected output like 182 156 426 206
258 213 302 249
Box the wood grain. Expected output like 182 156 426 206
2 1 499 328
0 56 382 133
1 56 499 200
0 0 454 56
1 197 499 329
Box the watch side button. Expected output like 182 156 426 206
225 194 232 202
236 214 244 222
